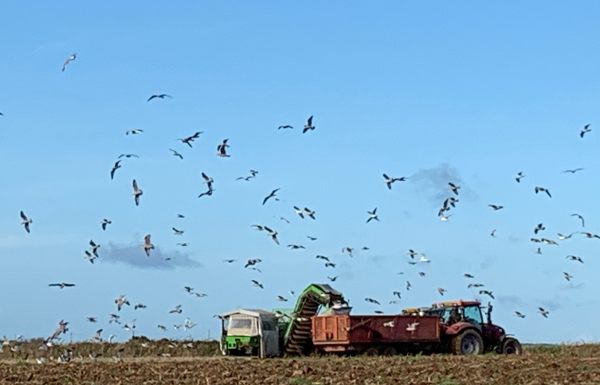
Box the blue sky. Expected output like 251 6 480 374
1 1 600 343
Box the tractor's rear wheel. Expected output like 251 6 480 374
451 329 484 355
381 346 397 356
501 337 522 355
363 347 380 356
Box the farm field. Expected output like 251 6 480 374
1 343 600 385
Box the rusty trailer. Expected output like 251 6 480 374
312 314 442 355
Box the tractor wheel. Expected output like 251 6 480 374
363 347 380 356
381 346 397 356
451 329 484 355
501 337 522 355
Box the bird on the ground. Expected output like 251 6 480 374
126 129 144 135
115 295 130 312
580 124 591 138
172 227 184 235
538 307 550 318
534 186 552 198
365 297 381 305
48 282 75 289
143 234 154 256
110 160 122 180
448 182 460 195
327 276 338 282
514 311 526 319
169 148 184 159
563 272 573 282
566 255 584 263
562 168 584 174
169 305 183 314
132 179 143 206
262 188 280 205
515 171 525 183
278 125 293 129
19 211 32 233
383 174 406 190
366 208 379 223
61 53 76 72
251 280 264 289
100 218 112 231
488 204 504 211
179 131 203 147
147 93 171 102
217 139 230 157
571 213 585 227
534 223 545 235
303 115 315 133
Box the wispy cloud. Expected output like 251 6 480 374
100 243 202 270
409 163 477 206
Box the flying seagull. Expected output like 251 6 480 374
217 139 230 157
514 311 526 319
364 297 381 305
515 171 525 183
448 182 460 195
147 93 172 102
538 307 549 318
143 234 154 256
566 255 584 263
488 204 504 211
172 227 184 235
251 280 264 289
115 295 130 312
110 160 122 180
48 283 75 289
278 125 293 129
169 148 184 159
125 129 144 135
179 131 203 148
580 124 591 138
264 226 280 245
20 211 32 233
534 186 552 198
571 213 585 227
262 188 280 205
563 272 573 282
534 223 545 235
303 115 315 133
61 53 76 72
383 174 406 190
89 240 100 257
132 179 143 206
366 208 379 223
562 168 584 174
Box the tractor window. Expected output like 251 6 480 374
230 318 252 329
463 306 483 325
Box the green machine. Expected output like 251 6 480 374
219 283 347 358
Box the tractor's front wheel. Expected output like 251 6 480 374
451 329 484 355
500 337 522 355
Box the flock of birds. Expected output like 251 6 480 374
1 52 597 356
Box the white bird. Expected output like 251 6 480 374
115 295 130 312
61 53 76 72
143 234 155 256
132 179 143 206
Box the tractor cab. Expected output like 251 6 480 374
426 300 521 354
219 309 281 358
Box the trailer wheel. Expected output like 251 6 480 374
381 347 397 356
363 347 380 356
501 337 522 355
451 329 483 355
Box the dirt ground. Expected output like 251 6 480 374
1 345 600 385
